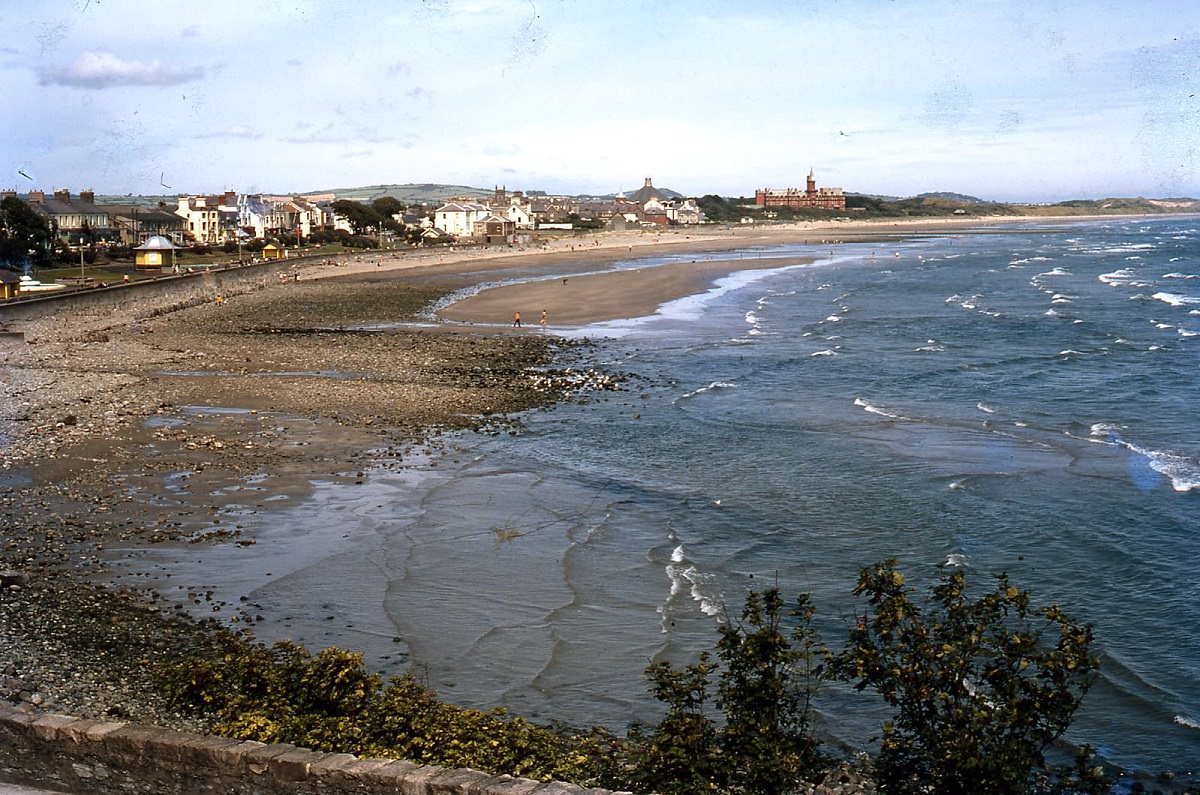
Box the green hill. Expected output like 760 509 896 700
306 183 493 203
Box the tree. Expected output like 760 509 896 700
627 588 826 794
829 560 1100 794
370 196 405 219
626 655 723 794
695 194 746 224
0 195 53 269
331 199 383 235
717 590 824 793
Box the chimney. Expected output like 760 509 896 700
80 189 95 204
28 190 44 204
54 189 70 203
224 190 237 206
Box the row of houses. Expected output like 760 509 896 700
4 175 710 253
430 179 706 241
1 188 353 249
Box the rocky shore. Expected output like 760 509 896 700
0 260 607 734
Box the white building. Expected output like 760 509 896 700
433 202 491 237
175 192 239 244
505 199 535 229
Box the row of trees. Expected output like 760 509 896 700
160 560 1107 794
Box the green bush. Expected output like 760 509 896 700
624 588 827 794
158 634 599 784
829 560 1103 794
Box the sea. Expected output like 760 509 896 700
131 216 1200 776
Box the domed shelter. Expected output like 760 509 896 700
134 235 178 270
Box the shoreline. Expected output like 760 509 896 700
437 254 817 327
0 211 1183 779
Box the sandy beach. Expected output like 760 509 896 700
439 254 817 327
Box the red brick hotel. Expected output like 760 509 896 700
755 170 846 211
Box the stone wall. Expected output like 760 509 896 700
0 261 306 340
0 704 622 795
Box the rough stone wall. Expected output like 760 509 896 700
0 262 297 339
0 704 623 795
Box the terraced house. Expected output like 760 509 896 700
21 188 116 245
174 191 239 244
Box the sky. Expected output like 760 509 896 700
2 0 1198 202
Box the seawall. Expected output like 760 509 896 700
0 704 621 795
0 261 300 341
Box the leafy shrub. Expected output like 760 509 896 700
624 588 827 794
829 560 1102 794
159 634 598 784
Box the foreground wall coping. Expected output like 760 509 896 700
0 704 633 794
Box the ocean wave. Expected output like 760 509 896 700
1179 329 1199 338
1163 271 1196 279
1036 267 1071 277
942 553 969 566
681 381 738 400
1044 308 1060 316
1089 425 1200 493
977 402 996 414
662 545 722 621
1176 714 1200 730
811 349 838 357
1099 268 1139 285
1012 256 1054 265
853 397 911 421
824 314 842 322
915 343 945 352
1152 291 1200 307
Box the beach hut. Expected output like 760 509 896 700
0 270 20 300
134 235 178 270
261 243 286 260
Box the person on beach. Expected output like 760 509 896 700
540 310 548 329
513 311 522 328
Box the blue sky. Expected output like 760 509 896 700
2 0 1197 201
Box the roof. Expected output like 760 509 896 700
106 205 183 225
29 196 110 218
134 235 178 250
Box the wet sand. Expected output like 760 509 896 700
438 255 816 327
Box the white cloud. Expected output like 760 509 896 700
39 51 203 89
